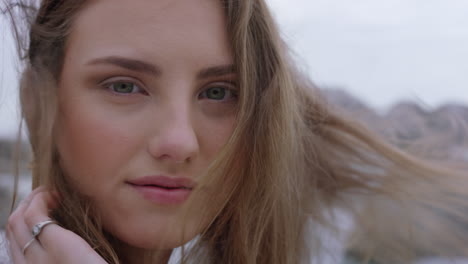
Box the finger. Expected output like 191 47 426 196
23 191 61 248
7 208 49 262
23 191 59 238
20 191 58 262
8 231 50 264
19 192 106 264
20 186 47 206
12 186 48 216
6 225 26 264
7 188 59 263
7 208 35 255
23 193 105 263
8 187 50 249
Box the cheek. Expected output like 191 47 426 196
198 115 236 158
56 102 138 193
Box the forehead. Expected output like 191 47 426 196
65 0 232 67
74 0 224 29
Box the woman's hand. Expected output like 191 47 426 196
6 187 107 264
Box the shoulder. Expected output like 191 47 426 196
168 235 202 264
0 230 12 264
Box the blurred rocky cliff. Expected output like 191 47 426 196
324 88 468 161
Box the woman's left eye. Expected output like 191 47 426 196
199 86 237 101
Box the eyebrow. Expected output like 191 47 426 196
197 64 236 79
86 56 236 79
87 56 161 76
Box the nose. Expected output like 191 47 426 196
146 106 199 165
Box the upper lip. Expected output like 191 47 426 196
126 175 195 189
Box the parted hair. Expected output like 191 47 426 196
5 0 468 263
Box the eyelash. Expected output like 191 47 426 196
198 83 238 101
101 78 238 100
101 78 148 95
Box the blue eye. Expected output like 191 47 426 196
107 81 144 94
200 86 237 101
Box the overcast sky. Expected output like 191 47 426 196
1 0 468 139
268 0 468 107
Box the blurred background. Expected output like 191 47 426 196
1 0 468 262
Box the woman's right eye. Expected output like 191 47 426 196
104 81 147 95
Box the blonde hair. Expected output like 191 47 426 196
6 0 468 263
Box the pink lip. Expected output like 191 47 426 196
126 176 194 205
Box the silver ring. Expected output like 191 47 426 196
22 219 56 255
22 238 36 255
31 219 56 238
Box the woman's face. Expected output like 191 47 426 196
56 0 236 249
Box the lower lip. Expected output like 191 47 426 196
129 184 192 205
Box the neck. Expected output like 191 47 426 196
119 244 173 264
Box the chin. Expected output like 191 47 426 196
112 226 199 250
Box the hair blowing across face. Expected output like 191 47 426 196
5 0 468 263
